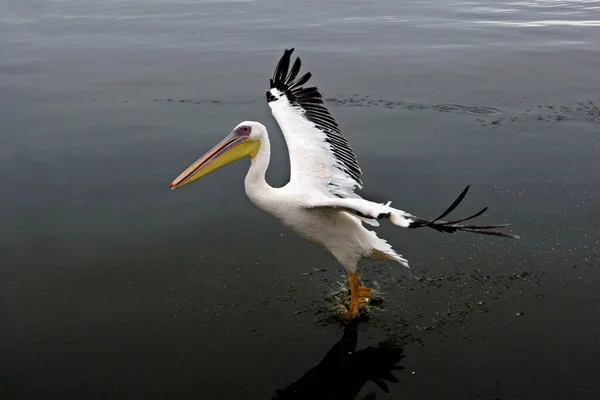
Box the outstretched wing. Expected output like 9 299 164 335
306 186 519 239
266 48 363 198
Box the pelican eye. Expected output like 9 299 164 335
237 126 252 136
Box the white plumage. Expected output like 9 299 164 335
170 48 517 319
268 89 361 198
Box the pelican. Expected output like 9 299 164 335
170 49 517 320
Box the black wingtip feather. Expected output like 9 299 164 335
268 48 363 189
288 57 302 82
290 72 312 89
424 185 470 227
409 185 517 239
444 206 488 225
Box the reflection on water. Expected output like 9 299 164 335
2 0 599 52
470 0 600 27
474 19 600 27
273 321 404 400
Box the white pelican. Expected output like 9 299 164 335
170 49 517 320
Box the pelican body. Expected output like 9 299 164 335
170 49 517 319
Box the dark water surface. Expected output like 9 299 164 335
2 1 600 399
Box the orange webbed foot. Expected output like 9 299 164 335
358 286 372 298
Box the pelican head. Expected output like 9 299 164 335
170 121 264 190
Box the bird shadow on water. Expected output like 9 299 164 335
271 320 405 400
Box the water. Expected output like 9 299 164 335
1 1 599 399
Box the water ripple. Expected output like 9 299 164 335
471 0 600 27
475 19 600 27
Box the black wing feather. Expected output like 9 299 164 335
407 186 519 239
268 48 363 188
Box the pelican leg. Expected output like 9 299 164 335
347 272 360 318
